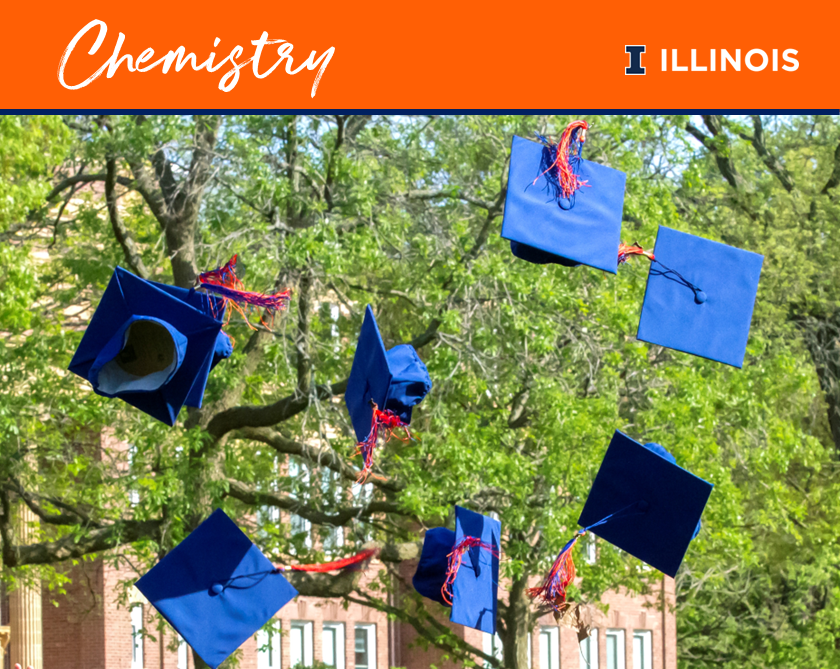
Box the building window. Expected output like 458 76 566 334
127 444 140 506
606 629 626 669
322 622 345 669
354 624 376 669
633 631 652 669
482 632 503 668
258 619 282 669
580 629 599 669
539 627 559 669
178 636 189 669
584 534 597 565
288 459 312 553
290 621 313 668
130 604 144 669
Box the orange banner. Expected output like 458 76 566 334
1 0 836 110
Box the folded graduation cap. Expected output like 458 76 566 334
136 509 298 669
636 226 764 368
578 430 712 577
345 305 432 443
69 267 232 426
500 123 627 273
412 506 501 634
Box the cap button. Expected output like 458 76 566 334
694 290 707 304
637 500 650 512
211 583 224 595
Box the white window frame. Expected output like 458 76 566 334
482 632 503 669
632 630 652 669
258 619 282 669
127 444 140 506
606 629 626 669
354 624 376 669
580 628 599 669
322 622 345 669
177 636 189 669
130 604 144 669
539 626 559 669
584 533 597 565
290 621 314 668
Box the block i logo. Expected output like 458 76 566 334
625 45 646 75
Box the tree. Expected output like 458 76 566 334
1 114 839 669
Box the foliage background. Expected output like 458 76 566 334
1 114 839 668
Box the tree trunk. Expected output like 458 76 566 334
502 573 533 669
801 312 840 455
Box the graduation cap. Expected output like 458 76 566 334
412 506 501 634
136 509 298 669
500 122 627 273
345 305 432 480
69 267 229 425
635 226 764 368
530 431 711 612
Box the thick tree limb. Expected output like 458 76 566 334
1 516 161 568
44 172 134 203
233 426 403 493
225 478 403 525
106 158 150 279
685 117 744 191
206 318 441 440
285 567 364 597
741 116 795 193
821 139 840 194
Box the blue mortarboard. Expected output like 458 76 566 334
412 506 501 634
501 132 626 273
136 509 298 669
578 431 712 578
68 267 229 425
345 305 432 442
636 226 764 368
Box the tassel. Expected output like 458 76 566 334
617 242 705 303
618 242 656 265
528 532 584 612
533 120 590 206
441 536 500 605
216 548 379 593
280 547 379 573
354 402 413 484
197 254 291 330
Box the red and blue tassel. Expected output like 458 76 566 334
355 402 413 483
618 242 656 265
528 531 585 612
534 120 590 205
441 536 500 605
197 254 291 331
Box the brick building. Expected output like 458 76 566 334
1 550 675 669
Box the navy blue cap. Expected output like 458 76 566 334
144 278 232 406
136 509 298 669
412 506 501 634
578 431 712 578
412 527 455 606
68 267 224 425
345 305 432 442
501 135 626 273
636 226 764 368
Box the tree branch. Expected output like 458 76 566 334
106 157 150 279
224 478 403 525
205 319 441 440
821 139 840 194
741 116 795 193
2 517 161 568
